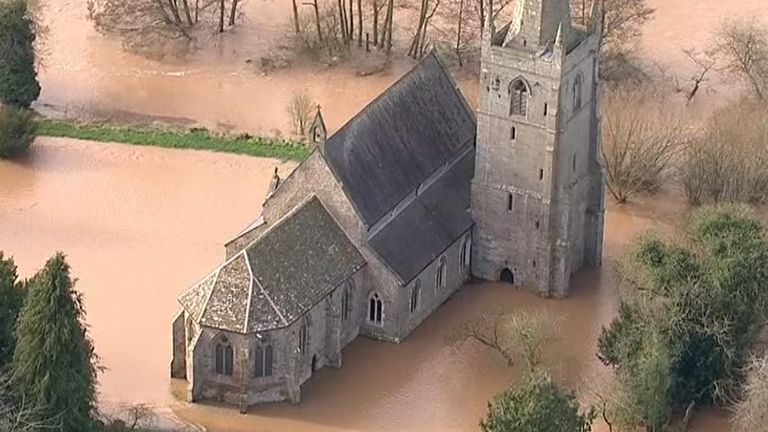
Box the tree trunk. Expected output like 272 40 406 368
478 0 484 31
229 0 238 26
420 0 439 55
292 0 301 34
357 0 363 47
372 0 379 45
385 0 393 53
218 0 225 32
348 0 354 41
408 0 427 57
313 0 323 41
339 0 349 42
181 0 194 25
194 0 199 23
456 0 463 66
167 0 183 23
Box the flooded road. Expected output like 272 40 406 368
36 0 768 135
1 139 727 431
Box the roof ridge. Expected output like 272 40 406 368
243 252 255 333
325 52 443 151
197 267 221 322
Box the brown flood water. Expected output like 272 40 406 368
1 139 728 431
36 0 768 134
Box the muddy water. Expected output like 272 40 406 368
1 139 727 431
37 0 768 135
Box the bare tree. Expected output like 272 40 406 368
0 374 59 432
715 18 768 100
286 90 316 136
87 0 245 56
450 310 557 373
408 0 441 58
601 87 688 204
681 99 768 206
680 48 716 103
732 354 768 432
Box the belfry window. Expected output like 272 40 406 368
369 293 383 325
510 80 529 117
214 336 234 376
573 74 583 111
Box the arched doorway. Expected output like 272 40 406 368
311 355 318 371
500 268 515 285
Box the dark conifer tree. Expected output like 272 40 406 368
0 0 41 108
0 252 25 368
11 253 98 432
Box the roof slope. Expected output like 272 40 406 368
368 148 474 283
178 197 366 333
324 51 476 226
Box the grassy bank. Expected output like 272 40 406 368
36 119 311 161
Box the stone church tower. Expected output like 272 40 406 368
471 0 605 297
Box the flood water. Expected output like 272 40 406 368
4 0 766 430
1 139 727 431
36 0 768 134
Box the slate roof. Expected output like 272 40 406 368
178 197 366 333
368 148 475 283
324 51 476 226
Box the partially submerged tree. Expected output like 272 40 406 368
480 372 595 432
87 0 245 56
715 18 768 100
599 206 768 421
0 0 40 108
601 87 688 203
681 99 768 205
451 310 557 372
11 253 99 432
286 90 315 136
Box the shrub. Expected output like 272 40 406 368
0 106 36 158
681 100 768 205
601 87 688 203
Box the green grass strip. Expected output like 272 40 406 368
35 119 311 161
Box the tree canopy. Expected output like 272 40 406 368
480 373 594 432
598 206 768 422
0 252 25 369
0 0 40 108
11 253 99 432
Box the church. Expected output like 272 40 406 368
170 0 605 411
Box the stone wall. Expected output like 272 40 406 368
170 311 186 378
397 231 473 339
472 12 604 298
183 270 365 408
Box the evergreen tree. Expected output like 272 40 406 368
480 373 594 432
0 252 25 368
0 0 41 108
11 253 98 432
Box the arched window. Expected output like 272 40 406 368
368 293 383 325
298 316 309 355
435 256 447 291
573 74 583 111
460 236 471 271
214 336 234 376
186 316 195 345
341 280 353 322
255 344 273 378
510 79 529 116
410 280 421 314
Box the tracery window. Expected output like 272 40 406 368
255 345 273 378
368 293 383 325
410 280 421 314
510 79 529 116
214 336 234 376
